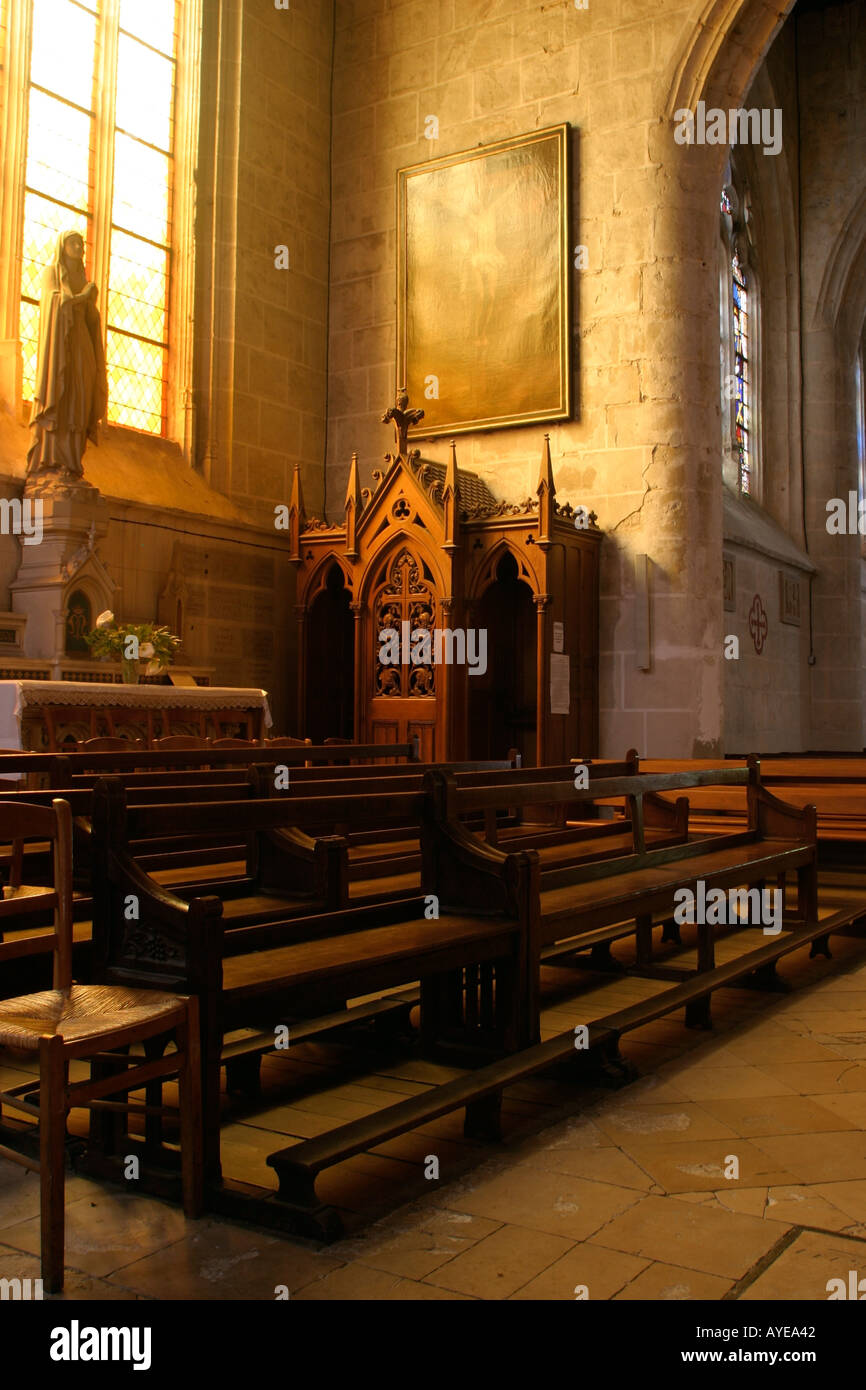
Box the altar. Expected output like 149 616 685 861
0 680 273 751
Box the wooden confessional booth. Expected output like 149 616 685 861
288 422 601 767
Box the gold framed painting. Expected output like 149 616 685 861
396 124 572 439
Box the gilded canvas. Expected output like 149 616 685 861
397 125 571 438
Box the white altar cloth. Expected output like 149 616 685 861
0 680 273 751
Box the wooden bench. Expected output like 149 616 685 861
89 781 538 1185
640 755 866 857
260 764 836 1238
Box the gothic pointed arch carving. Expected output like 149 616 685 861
292 403 602 762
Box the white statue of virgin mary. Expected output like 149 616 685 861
25 229 108 494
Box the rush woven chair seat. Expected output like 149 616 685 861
0 798 203 1292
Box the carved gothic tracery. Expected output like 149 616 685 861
374 547 437 698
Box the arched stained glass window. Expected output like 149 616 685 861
720 176 758 499
732 251 751 495
18 0 179 436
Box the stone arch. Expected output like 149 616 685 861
664 0 797 123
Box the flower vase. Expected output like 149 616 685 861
121 657 140 685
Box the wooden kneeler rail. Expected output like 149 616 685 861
266 904 858 1241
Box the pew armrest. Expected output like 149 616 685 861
94 847 223 990
749 783 818 842
643 792 689 837
251 825 347 908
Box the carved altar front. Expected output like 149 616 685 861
289 410 601 765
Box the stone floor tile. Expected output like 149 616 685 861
592 1101 738 1144
440 1166 642 1241
755 1061 866 1094
613 1261 733 1300
609 1136 796 1193
113 1218 340 1299
0 1188 192 1278
665 1064 798 1101
696 1094 854 1138
739 1229 866 1300
508 1242 649 1300
515 1144 654 1191
809 1179 866 1225
423 1223 576 1298
589 1193 785 1279
387 1278 476 1299
292 1263 406 1300
750 1131 866 1184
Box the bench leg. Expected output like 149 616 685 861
809 933 832 959
464 1091 502 1141
742 959 790 993
576 1036 638 1087
225 1054 263 1099
635 914 653 967
798 863 818 924
661 917 681 945
589 941 623 972
270 1162 344 1242
685 995 712 1029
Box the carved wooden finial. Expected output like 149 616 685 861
537 434 556 545
442 439 460 554
289 461 305 562
345 452 362 559
382 387 424 460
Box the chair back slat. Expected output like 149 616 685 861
0 798 73 989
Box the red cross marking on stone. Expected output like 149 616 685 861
748 593 768 655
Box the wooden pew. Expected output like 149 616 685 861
263 764 832 1236
640 755 866 856
88 779 538 1185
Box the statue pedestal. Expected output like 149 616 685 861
10 487 113 674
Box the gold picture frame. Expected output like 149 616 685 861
396 125 572 439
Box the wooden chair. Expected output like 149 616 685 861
0 799 203 1292
209 738 258 749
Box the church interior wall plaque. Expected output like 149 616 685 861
397 125 572 438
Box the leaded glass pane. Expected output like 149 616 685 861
20 191 89 301
119 0 176 56
19 300 40 401
115 35 174 152
107 230 168 345
106 330 164 433
112 132 170 244
731 252 750 493
25 89 92 210
30 0 96 110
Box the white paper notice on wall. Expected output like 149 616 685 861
552 621 564 653
550 652 570 715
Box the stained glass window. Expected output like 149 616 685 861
19 0 178 436
732 252 750 495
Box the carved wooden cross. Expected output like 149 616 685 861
382 387 424 458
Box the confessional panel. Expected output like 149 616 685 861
467 552 538 766
305 564 355 744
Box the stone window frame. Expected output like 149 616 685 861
720 163 763 504
0 0 203 458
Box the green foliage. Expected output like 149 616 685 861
85 611 180 675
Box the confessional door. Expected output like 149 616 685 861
467 552 537 766
306 564 355 743
363 546 440 761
